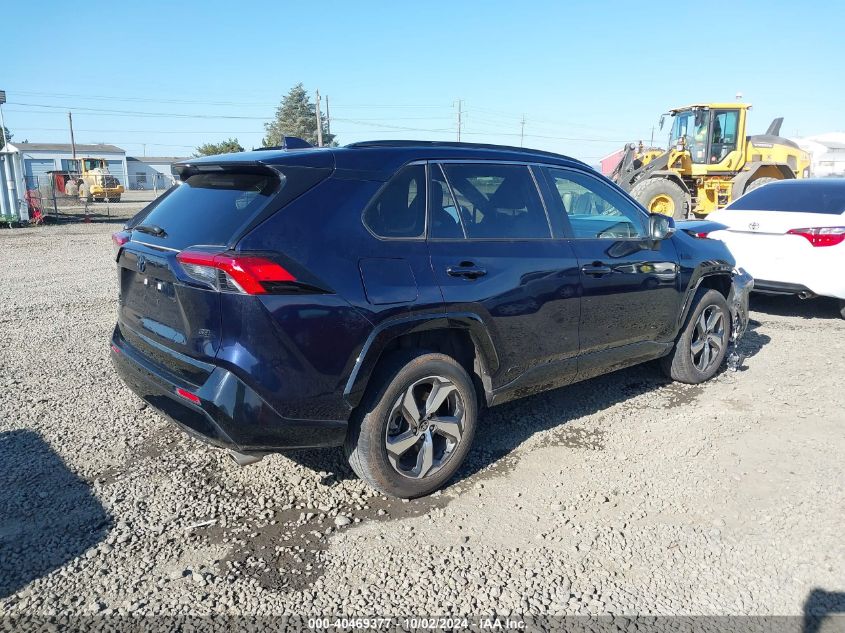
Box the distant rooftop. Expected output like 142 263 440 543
127 156 190 163
8 142 125 154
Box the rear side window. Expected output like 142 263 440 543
132 166 327 248
363 164 426 238
441 164 550 239
728 182 845 214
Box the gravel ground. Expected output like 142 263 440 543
1 218 843 625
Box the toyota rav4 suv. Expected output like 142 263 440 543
110 139 752 498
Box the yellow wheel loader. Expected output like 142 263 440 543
611 103 811 218
64 158 124 203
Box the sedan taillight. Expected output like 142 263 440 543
786 227 845 247
176 250 296 294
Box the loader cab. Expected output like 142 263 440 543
67 158 107 174
667 104 746 169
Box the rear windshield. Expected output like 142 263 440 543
728 182 845 214
131 166 328 248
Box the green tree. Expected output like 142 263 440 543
194 137 244 156
263 83 336 148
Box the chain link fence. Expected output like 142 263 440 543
22 171 169 224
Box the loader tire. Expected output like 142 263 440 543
744 176 778 195
630 178 687 220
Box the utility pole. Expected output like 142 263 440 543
0 89 10 219
650 126 654 147
456 99 462 142
325 95 331 137
315 90 323 147
520 114 526 147
68 111 77 160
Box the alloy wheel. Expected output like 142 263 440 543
690 305 726 372
384 376 465 479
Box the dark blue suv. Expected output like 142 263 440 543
110 139 752 498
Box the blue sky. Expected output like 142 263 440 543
3 0 843 162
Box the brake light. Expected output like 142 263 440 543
787 227 845 247
175 387 201 404
694 232 710 239
176 251 296 294
111 230 130 258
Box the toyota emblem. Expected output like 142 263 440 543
748 222 760 231
137 255 147 273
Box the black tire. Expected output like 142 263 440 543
108 196 120 203
838 300 845 320
344 350 478 498
661 288 730 384
630 178 687 220
744 176 778 194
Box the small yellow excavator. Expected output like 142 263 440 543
611 103 811 218
64 157 124 203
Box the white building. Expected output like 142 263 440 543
793 133 845 178
2 142 128 188
126 156 188 190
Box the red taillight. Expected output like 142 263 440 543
175 387 201 405
694 231 710 239
110 343 121 355
176 251 296 294
787 227 845 247
112 231 130 258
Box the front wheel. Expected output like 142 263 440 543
345 351 477 498
661 288 730 384
630 178 688 220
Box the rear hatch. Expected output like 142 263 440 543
114 155 333 384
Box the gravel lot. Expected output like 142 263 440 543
1 215 844 625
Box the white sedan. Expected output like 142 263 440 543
706 179 845 319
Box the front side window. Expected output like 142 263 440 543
670 110 709 164
546 168 646 239
363 164 426 238
441 163 550 239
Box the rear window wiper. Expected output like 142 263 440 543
133 223 167 238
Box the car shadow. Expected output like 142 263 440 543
802 588 845 633
0 430 111 599
285 360 708 488
750 294 842 320
735 319 771 363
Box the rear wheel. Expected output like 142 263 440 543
839 300 845 320
345 351 477 498
630 178 687 219
108 196 121 203
744 176 778 194
661 288 730 384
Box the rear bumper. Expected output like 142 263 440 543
753 280 815 297
110 327 347 452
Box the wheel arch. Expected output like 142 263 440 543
676 269 734 333
731 162 794 197
343 313 499 411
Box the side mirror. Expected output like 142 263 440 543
659 114 666 131
648 213 676 241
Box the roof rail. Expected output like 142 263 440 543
256 136 313 151
345 139 582 163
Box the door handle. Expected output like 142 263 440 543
447 264 487 279
581 263 612 276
